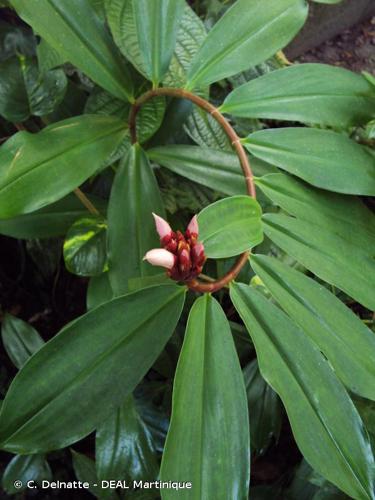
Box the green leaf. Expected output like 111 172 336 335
128 273 170 292
251 255 375 401
147 145 276 196
256 172 375 258
312 0 342 3
21 58 67 117
185 0 308 90
1 314 44 369
87 273 113 310
106 2 205 88
71 450 99 496
221 63 375 128
163 4 207 88
0 59 30 122
105 0 147 76
0 194 107 239
256 173 375 248
365 120 375 141
10 0 133 101
161 294 250 500
132 0 185 85
244 359 282 454
184 105 231 150
355 398 375 441
96 395 159 497
107 145 165 296
37 38 67 73
64 217 108 277
2 454 52 494
262 213 375 311
0 115 126 218
197 195 263 258
46 80 87 123
244 128 375 195
0 57 66 122
230 284 375 500
0 284 186 453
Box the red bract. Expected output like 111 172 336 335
143 214 207 282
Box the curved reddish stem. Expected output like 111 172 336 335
129 87 256 293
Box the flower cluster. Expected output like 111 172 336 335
143 213 206 282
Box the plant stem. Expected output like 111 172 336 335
129 87 256 294
73 188 100 216
14 122 26 131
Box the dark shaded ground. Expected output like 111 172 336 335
298 16 375 74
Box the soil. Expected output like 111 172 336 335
297 16 375 74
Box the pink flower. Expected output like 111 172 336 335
143 248 176 270
152 212 173 242
186 215 199 237
143 213 207 282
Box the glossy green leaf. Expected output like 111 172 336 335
0 56 66 122
107 145 165 296
244 359 282 454
96 395 159 497
46 80 87 123
2 454 52 494
185 0 308 90
147 145 276 196
355 398 375 441
64 217 108 277
105 0 147 76
37 38 66 73
251 255 375 401
133 0 185 85
0 59 26 121
106 2 205 88
256 173 375 248
1 314 44 369
161 294 250 500
0 194 107 239
0 115 126 218
21 58 67 116
10 0 133 101
230 284 375 500
244 128 375 195
71 450 99 496
128 273 170 292
197 195 263 258
0 284 186 453
221 63 375 127
163 4 207 88
257 172 375 260
262 213 375 311
87 273 113 310
365 120 375 141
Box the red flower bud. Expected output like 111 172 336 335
152 213 173 245
145 213 206 282
191 242 205 266
186 215 199 238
